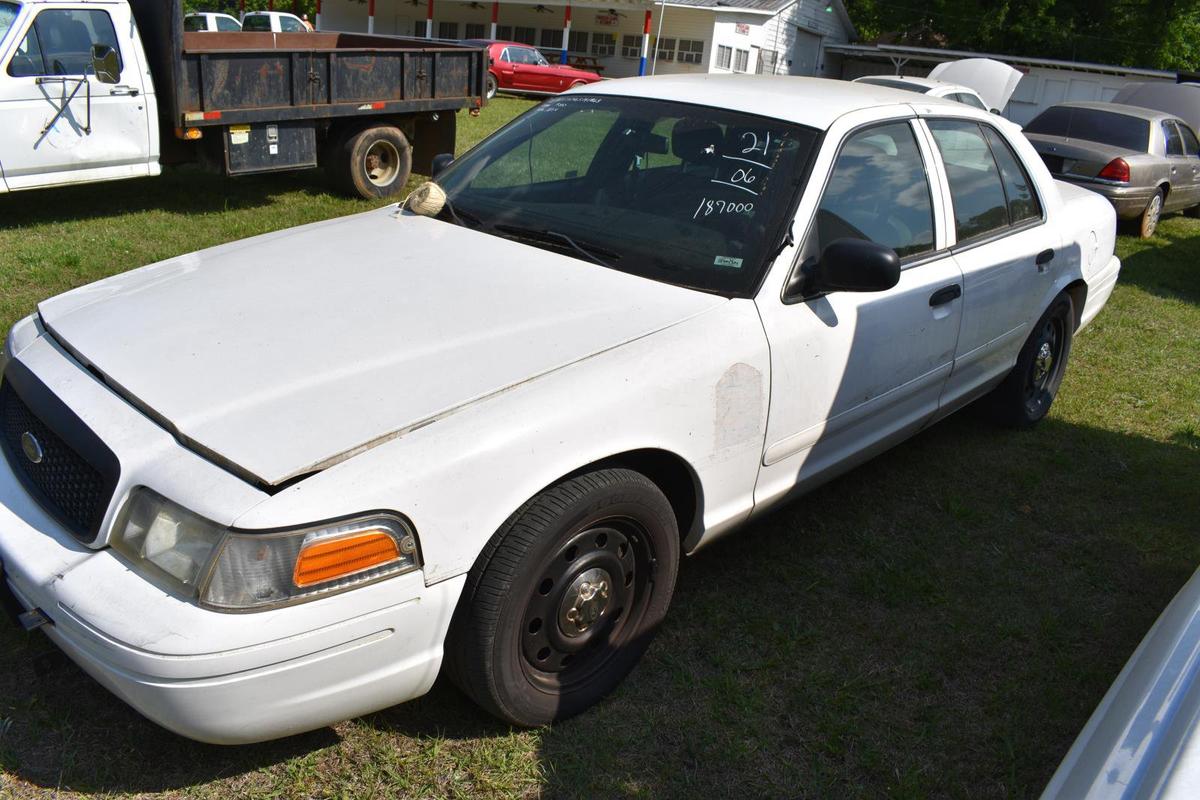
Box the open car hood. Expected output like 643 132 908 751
929 58 1023 112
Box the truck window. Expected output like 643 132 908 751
0 2 19 41
216 16 242 32
279 15 305 32
183 15 208 32
6 9 122 78
242 15 271 32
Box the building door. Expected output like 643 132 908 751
790 28 822 76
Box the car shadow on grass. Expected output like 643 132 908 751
0 415 1196 797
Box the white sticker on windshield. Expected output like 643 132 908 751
714 256 744 269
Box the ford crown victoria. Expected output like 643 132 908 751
0 75 1121 743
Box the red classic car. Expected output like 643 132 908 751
467 40 602 99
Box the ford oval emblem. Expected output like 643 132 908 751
20 431 44 465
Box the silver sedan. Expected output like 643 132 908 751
1024 101 1200 237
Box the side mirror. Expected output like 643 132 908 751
431 152 454 178
91 44 120 84
792 238 901 299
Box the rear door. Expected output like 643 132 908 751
0 2 151 191
923 117 1059 408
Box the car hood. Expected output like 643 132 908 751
37 208 724 486
928 58 1023 112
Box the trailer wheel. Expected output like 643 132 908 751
334 125 412 199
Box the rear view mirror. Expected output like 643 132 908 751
91 44 119 84
431 152 454 178
789 238 901 300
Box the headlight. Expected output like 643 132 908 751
112 489 420 611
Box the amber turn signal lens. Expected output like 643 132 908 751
293 531 400 588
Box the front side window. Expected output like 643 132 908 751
434 95 820 296
183 15 208 32
280 15 305 32
0 2 19 41
1179 123 1200 157
813 121 934 259
1164 122 1185 156
216 15 241 32
928 120 1013 242
7 8 121 78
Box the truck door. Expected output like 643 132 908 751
0 3 152 191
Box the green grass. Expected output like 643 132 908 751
1 98 1199 798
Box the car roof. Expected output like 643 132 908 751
1046 101 1179 121
579 74 970 131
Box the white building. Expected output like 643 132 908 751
317 0 856 80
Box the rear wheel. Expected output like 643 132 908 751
1139 189 1164 238
985 292 1075 428
445 469 680 726
331 125 412 199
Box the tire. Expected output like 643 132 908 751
331 124 412 199
986 292 1075 428
1139 189 1164 238
444 468 680 727
485 73 498 100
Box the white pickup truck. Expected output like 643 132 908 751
0 74 1121 744
0 0 483 197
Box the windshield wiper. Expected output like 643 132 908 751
492 224 620 269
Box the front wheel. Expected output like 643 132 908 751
444 469 680 726
985 292 1075 428
331 124 412 199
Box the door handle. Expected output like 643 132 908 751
1036 248 1055 272
929 284 962 307
110 85 140 96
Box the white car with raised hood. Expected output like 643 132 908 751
0 74 1121 744
856 57 1024 117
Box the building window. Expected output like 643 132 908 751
591 32 616 57
465 23 485 39
716 45 732 70
655 37 675 62
621 33 641 58
757 49 778 74
496 25 513 41
540 28 559 49
677 39 704 64
437 21 458 40
569 30 588 53
514 26 537 45
733 48 749 72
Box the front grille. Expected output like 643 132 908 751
0 378 109 541
1040 154 1065 174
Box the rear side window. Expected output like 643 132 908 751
7 9 122 77
928 120 1011 242
983 127 1041 224
814 121 935 258
242 14 270 31
1026 106 1151 153
216 16 241 32
1164 122 1186 156
183 15 207 32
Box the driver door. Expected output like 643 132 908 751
754 118 964 504
0 4 151 191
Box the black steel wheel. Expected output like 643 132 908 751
445 469 680 726
986 291 1075 428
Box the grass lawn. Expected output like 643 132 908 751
1 95 1198 799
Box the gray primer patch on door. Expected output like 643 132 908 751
715 362 763 451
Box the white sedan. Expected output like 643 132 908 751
0 75 1121 744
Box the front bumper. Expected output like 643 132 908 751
0 459 464 744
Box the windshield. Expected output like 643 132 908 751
433 95 819 296
0 2 19 41
1026 106 1151 152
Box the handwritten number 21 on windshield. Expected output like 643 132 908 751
740 131 770 156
